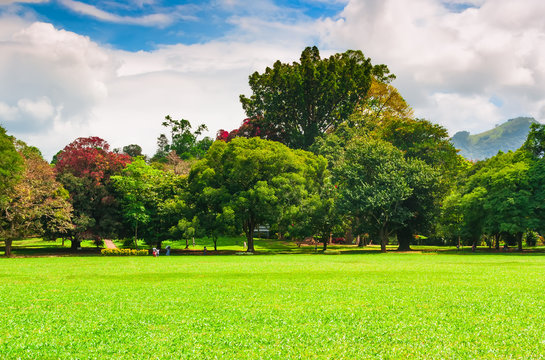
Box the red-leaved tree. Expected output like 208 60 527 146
55 137 130 183
55 137 131 247
216 117 285 143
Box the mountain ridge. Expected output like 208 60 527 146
450 117 539 160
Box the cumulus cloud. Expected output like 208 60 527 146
0 19 117 157
318 0 545 133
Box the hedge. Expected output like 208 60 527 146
101 248 149 256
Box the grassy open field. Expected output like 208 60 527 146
1 253 545 359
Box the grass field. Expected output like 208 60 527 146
1 253 545 359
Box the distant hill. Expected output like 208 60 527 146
450 117 539 160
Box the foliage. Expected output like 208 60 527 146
55 136 131 182
112 157 186 248
335 138 436 252
446 151 534 249
55 137 131 246
188 137 327 252
154 115 212 160
239 46 393 149
1 141 73 256
355 77 414 122
0 125 23 207
122 144 143 158
100 248 148 256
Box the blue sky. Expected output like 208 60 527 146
1 0 544 160
18 0 347 51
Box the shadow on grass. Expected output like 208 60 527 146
5 237 545 257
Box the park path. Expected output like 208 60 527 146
104 239 117 249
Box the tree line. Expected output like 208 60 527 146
1 46 544 256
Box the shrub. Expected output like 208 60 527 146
525 231 540 247
101 248 149 256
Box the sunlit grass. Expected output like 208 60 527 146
1 253 545 358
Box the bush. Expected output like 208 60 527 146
101 249 148 256
525 231 540 247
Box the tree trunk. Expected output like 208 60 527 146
134 223 139 250
345 228 354 245
213 237 217 252
185 238 189 249
517 232 523 252
322 235 328 251
246 227 255 252
71 239 81 250
396 227 412 251
4 239 13 257
379 227 387 253
494 234 500 250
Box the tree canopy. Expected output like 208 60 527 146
239 46 394 149
188 137 327 252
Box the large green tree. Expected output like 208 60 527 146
373 118 464 250
188 138 327 252
335 138 436 252
112 157 186 249
239 46 393 149
449 151 534 250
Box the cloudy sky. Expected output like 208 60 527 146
0 0 544 160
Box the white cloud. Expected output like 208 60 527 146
0 20 117 158
317 0 545 134
58 0 175 27
416 92 503 134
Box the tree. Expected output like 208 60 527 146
335 138 436 252
0 125 23 207
523 123 545 158
112 157 186 249
171 218 196 250
154 115 212 160
459 151 533 251
1 141 73 256
55 137 131 246
188 138 327 252
111 158 159 248
355 78 414 123
122 144 143 158
240 46 393 149
372 118 463 250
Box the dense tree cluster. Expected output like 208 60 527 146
2 47 544 256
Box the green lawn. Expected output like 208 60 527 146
1 253 545 358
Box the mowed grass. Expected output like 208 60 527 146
1 254 545 359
